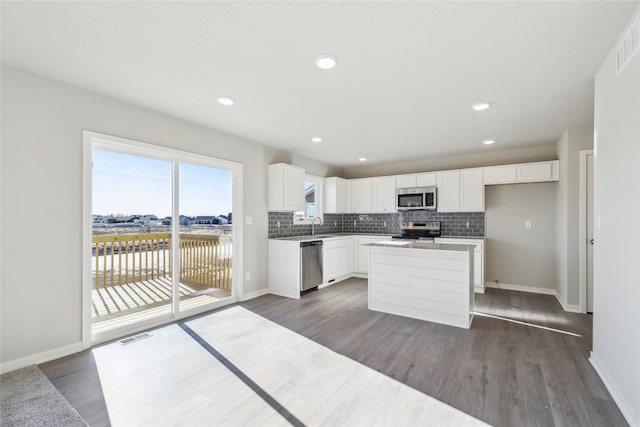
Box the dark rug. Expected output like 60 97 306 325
1 365 88 426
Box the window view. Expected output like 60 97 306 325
178 162 233 312
91 148 234 337
295 180 317 220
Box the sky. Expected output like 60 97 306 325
92 149 232 218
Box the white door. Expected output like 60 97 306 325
587 153 594 313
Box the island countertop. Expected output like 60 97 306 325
364 241 475 251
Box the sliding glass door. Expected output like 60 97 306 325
87 133 239 342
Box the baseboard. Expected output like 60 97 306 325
240 288 270 301
485 281 556 296
590 352 640 427
0 342 83 374
554 291 582 313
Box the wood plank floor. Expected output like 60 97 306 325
40 278 627 427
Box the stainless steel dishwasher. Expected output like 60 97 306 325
300 240 323 294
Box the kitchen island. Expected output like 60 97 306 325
366 241 475 329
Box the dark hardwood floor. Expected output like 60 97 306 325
40 278 627 427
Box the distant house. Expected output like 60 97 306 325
163 215 195 225
194 216 219 225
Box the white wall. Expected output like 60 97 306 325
591 7 640 425
485 183 557 293
555 125 594 310
0 66 339 369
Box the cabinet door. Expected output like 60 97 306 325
483 166 517 185
323 246 348 282
416 173 436 187
269 163 305 211
324 177 350 213
437 171 460 212
517 162 552 182
350 178 372 213
357 236 391 273
396 174 417 189
372 176 396 212
460 169 484 212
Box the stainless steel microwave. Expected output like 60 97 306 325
396 186 437 211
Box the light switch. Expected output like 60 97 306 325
525 220 532 229
245 216 253 225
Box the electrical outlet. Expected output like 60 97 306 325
277 221 280 228
466 221 470 228
525 220 532 229
245 272 251 281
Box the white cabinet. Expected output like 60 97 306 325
416 173 437 187
268 163 305 211
371 176 396 213
356 236 392 274
460 169 484 211
484 160 559 185
437 169 483 212
323 239 349 284
324 177 351 214
517 162 554 182
435 238 485 293
396 174 417 189
437 171 461 212
268 239 302 299
396 172 436 189
347 238 357 274
350 178 372 213
483 165 517 185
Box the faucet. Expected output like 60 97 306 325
311 216 323 236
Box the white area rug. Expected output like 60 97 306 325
0 365 88 427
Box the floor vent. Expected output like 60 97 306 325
616 13 640 74
118 332 152 345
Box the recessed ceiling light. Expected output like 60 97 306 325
483 139 496 145
315 54 338 70
216 96 235 106
472 102 492 111
311 137 322 143
358 157 367 162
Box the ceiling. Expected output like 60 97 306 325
2 1 638 168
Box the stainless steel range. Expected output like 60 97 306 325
392 221 441 241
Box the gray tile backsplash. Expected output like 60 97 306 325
268 211 484 238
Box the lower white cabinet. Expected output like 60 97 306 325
356 236 392 274
434 238 485 293
323 238 349 284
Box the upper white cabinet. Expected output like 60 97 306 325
396 174 417 189
460 169 484 211
268 163 305 211
324 177 351 214
437 171 461 211
350 178 372 213
395 172 436 189
437 169 484 212
417 173 437 187
371 176 396 212
484 160 559 185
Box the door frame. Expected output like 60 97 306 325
82 130 244 348
578 149 594 314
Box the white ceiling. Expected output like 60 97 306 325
2 1 638 168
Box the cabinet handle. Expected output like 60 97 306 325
589 239 594 245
